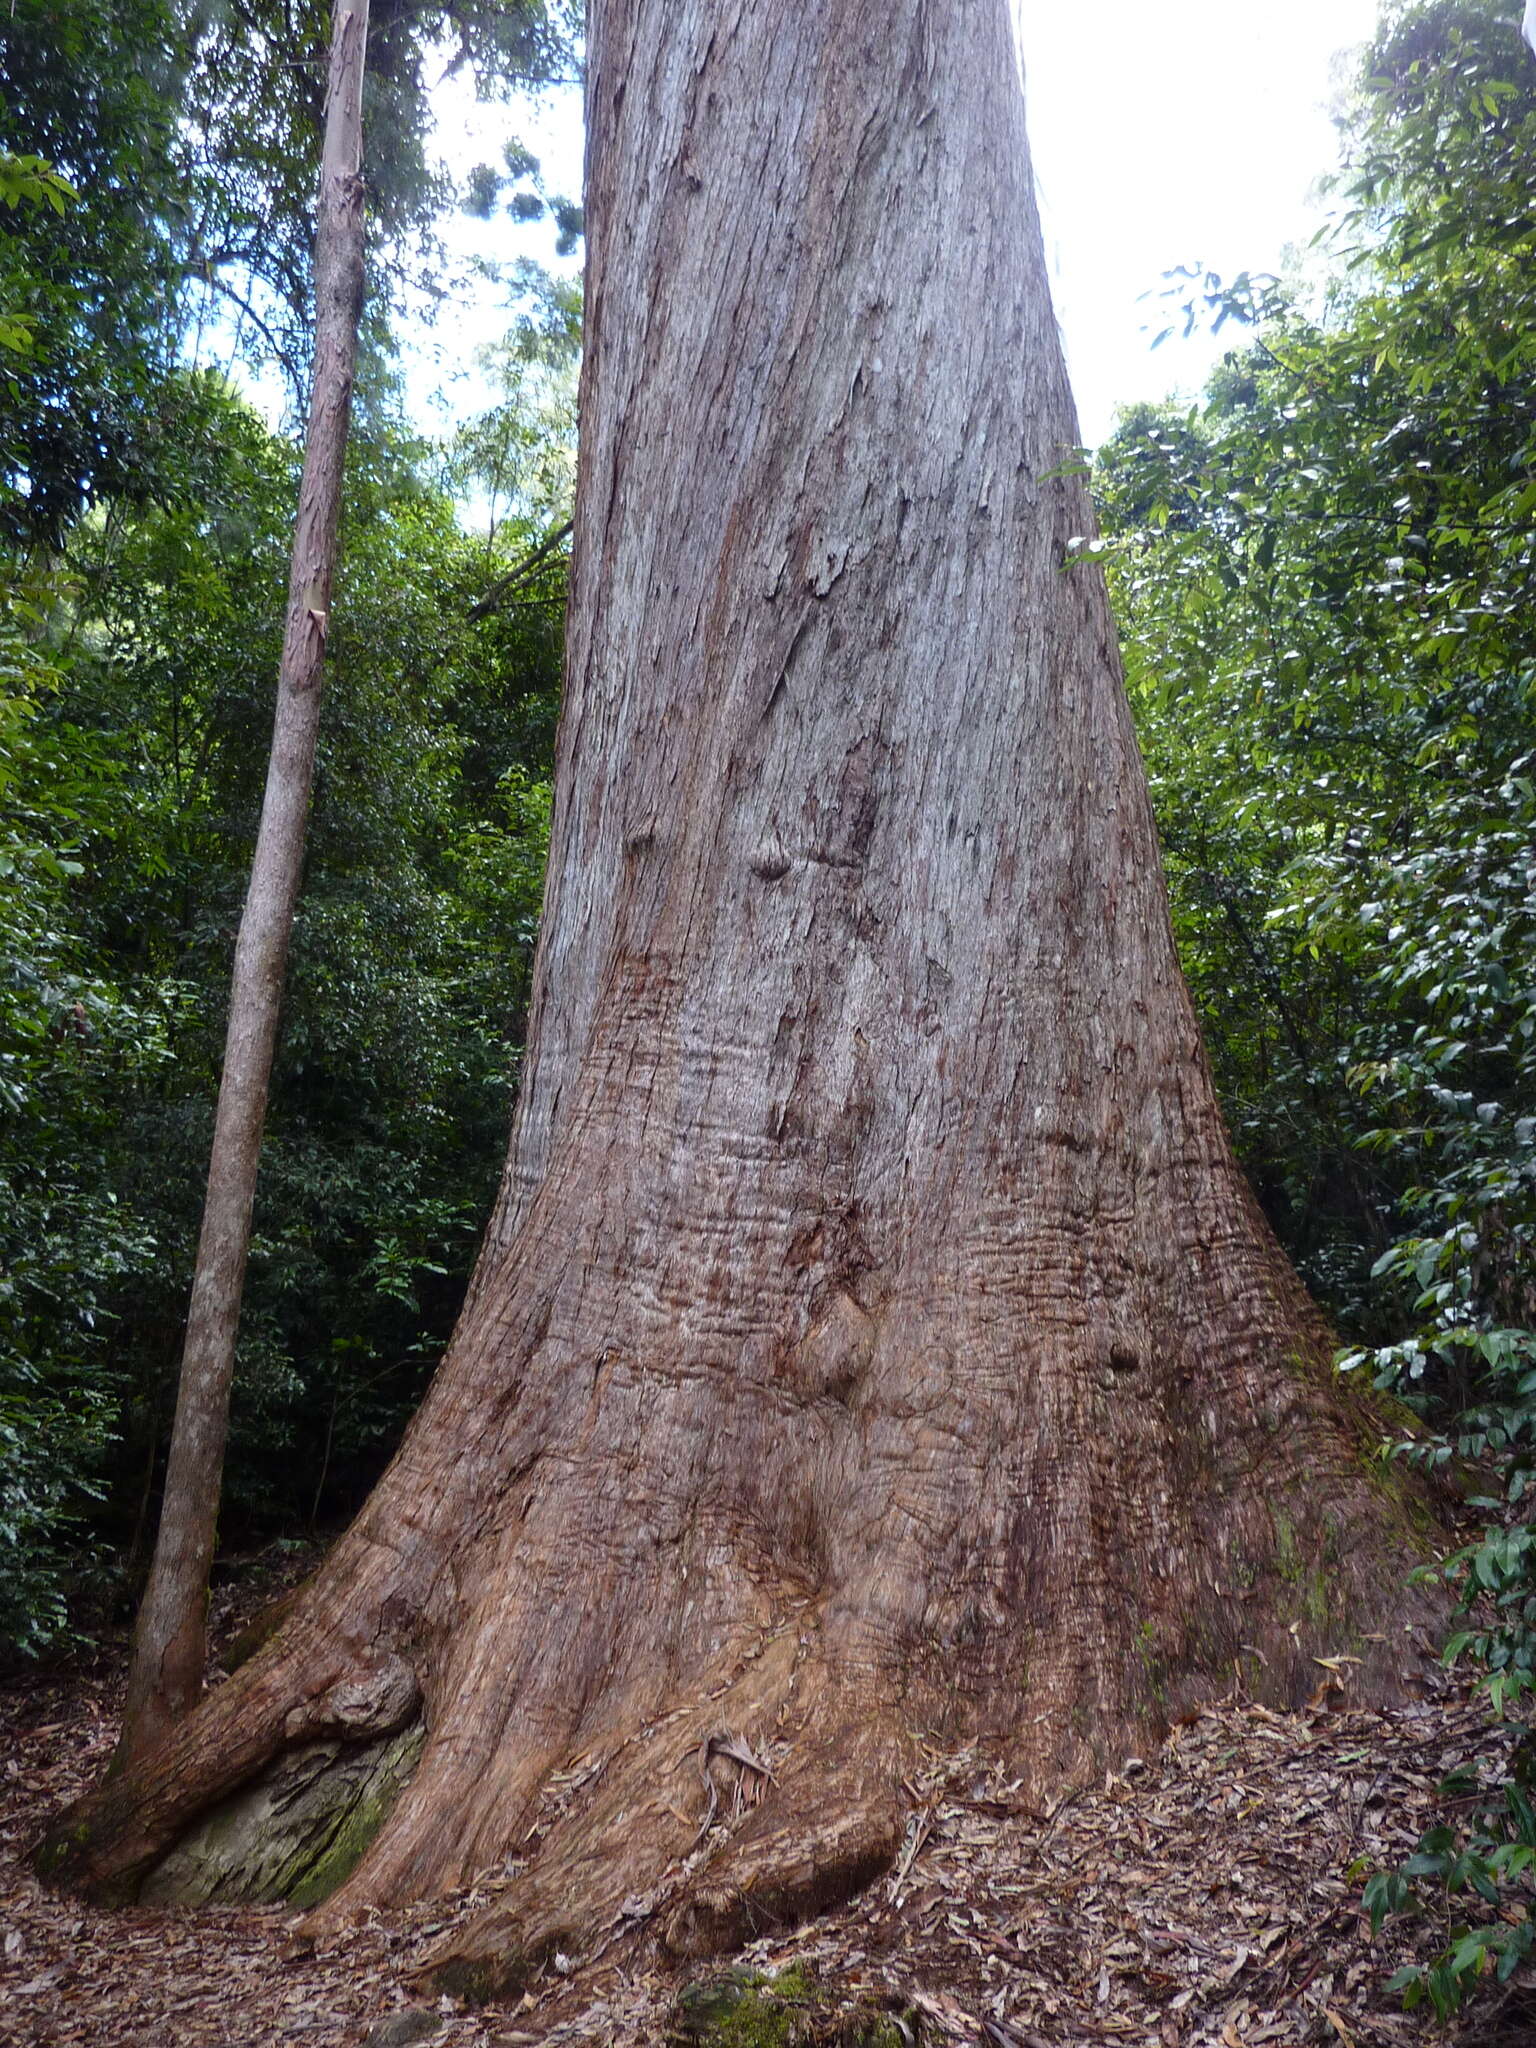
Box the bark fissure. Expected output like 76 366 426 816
44 0 1435 1993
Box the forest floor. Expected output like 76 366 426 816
1 1555 1532 2048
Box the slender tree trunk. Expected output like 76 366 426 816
114 0 371 1770
48 0 1435 1983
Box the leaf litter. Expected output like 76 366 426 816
1 1593 1532 2046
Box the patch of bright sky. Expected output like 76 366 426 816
407 0 1389 452
399 79 585 441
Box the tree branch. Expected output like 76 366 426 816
467 519 573 621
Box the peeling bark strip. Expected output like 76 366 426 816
46 0 1437 1989
114 0 371 1768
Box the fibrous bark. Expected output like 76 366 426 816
46 0 1433 1993
116 0 371 1766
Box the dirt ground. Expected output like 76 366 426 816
2 1564 1532 2047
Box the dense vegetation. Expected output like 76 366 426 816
0 0 1532 2010
1 0 578 1647
1094 0 1534 2010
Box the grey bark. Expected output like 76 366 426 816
116 0 371 1768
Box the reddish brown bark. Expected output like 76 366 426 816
115 0 371 1769
45 0 1434 1990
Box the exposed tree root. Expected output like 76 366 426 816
660 1791 903 1962
411 1690 908 1998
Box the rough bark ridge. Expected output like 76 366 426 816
46 0 1430 1993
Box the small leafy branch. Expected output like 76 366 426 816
0 150 76 357
1363 1766 1536 2018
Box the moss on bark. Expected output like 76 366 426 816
138 1721 424 1907
668 1968 912 2048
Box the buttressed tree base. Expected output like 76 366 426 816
43 0 1435 1995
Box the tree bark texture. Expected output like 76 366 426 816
49 0 1433 1988
114 0 371 1769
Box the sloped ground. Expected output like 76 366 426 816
1 1576 1531 2047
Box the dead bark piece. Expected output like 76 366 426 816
139 1722 424 1908
43 0 1440 1974
694 1731 778 1844
283 1656 421 1742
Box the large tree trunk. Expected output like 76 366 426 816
43 0 1432 1993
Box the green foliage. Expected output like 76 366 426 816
0 578 176 1647
0 156 76 217
0 0 578 540
1096 0 1536 2014
57 391 562 1552
166 0 578 395
461 137 585 257
0 1 196 541
448 260 582 533
0 0 576 1648
0 360 564 1647
1331 7 1536 2009
1363 1770 1536 2016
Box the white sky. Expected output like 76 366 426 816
410 0 1391 449
1020 0 1385 439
